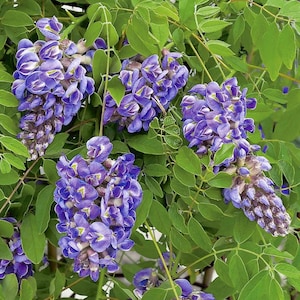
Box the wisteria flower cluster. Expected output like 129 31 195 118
11 16 98 160
223 154 291 236
181 78 291 236
54 136 142 281
104 49 189 133
181 77 257 168
0 218 33 282
133 254 215 299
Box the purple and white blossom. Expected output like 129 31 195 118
54 136 143 281
223 154 291 236
181 77 256 167
104 49 189 133
0 218 33 282
12 17 96 160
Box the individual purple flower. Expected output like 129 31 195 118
223 154 291 236
133 268 160 298
181 77 257 167
54 136 143 281
175 279 215 300
36 16 62 40
104 49 188 133
12 17 96 160
0 218 34 283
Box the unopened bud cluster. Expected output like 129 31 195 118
54 136 142 281
223 154 291 236
104 50 189 133
12 16 99 160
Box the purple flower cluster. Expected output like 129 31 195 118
12 16 97 160
133 269 214 299
181 77 256 167
104 50 189 133
54 136 143 281
223 155 291 236
133 253 215 299
0 218 33 282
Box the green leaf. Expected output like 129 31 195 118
233 213 255 243
0 238 13 260
49 269 65 299
0 159 11 174
198 19 230 33
142 285 181 300
0 136 29 157
170 227 192 253
266 0 285 8
0 71 14 83
238 270 270 300
215 259 233 287
188 217 212 252
0 169 19 185
16 0 42 15
168 203 188 234
107 76 125 106
0 219 14 238
173 164 196 187
232 15 245 43
223 56 248 73
144 164 171 177
278 160 294 185
176 146 202 175
0 90 18 107
198 202 227 221
1 274 18 300
278 24 296 69
45 133 69 156
20 278 35 300
196 6 220 17
170 178 190 197
102 22 119 46
3 153 26 170
2 10 34 27
84 21 103 47
126 15 158 56
275 263 300 279
0 120 14 141
92 49 108 85
214 143 235 166
127 135 164 155
228 254 249 290
263 245 294 260
134 190 153 229
257 22 282 81
164 135 182 149
36 185 55 233
251 13 269 46
207 172 232 188
280 1 300 20
207 40 234 57
263 88 287 104
149 11 169 48
145 175 163 197
149 200 171 235
21 213 46 264
43 159 59 184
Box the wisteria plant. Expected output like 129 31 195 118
0 1 300 299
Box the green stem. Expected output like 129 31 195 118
96 267 107 300
145 221 180 300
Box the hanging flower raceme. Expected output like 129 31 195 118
0 218 33 282
104 49 189 133
54 136 143 281
223 154 291 236
181 77 257 168
12 16 99 160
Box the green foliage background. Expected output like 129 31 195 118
0 0 300 299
